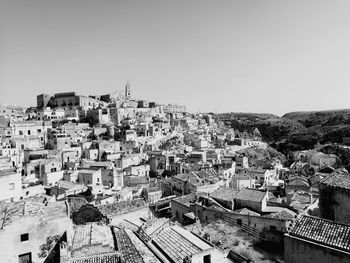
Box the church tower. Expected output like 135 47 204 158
125 82 131 100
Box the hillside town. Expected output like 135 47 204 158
1 85 350 263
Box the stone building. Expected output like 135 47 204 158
59 223 118 263
0 169 22 202
77 169 102 186
62 147 82 166
52 92 103 109
230 168 256 190
82 161 124 190
235 155 249 169
124 164 150 177
10 120 52 145
285 215 350 263
163 104 186 113
210 186 239 210
149 224 231 263
86 108 111 125
36 107 65 121
171 193 292 234
137 100 149 108
0 198 71 263
24 158 64 186
37 94 53 108
11 136 42 151
234 188 268 213
319 170 350 224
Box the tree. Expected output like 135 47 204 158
1 203 20 230
38 235 61 258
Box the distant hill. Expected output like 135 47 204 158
282 109 350 146
283 109 350 127
236 146 287 165
216 109 350 158
216 112 305 142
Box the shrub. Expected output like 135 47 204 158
232 238 240 246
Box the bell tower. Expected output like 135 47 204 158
125 82 131 100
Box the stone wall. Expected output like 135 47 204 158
171 199 290 233
284 234 350 263
319 184 350 224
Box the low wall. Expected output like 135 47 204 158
171 199 289 242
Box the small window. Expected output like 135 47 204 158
20 233 29 242
37 129 41 133
27 130 31 135
270 225 277 231
19 131 23 135
237 219 242 226
9 183 15 190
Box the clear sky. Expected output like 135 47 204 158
1 0 350 115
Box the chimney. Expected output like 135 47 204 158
59 241 70 263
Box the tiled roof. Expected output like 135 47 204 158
188 177 202 186
288 177 309 187
152 226 209 263
70 253 120 263
210 187 239 202
290 215 350 252
308 174 323 186
115 228 144 263
265 210 294 220
173 173 198 182
320 171 350 190
249 167 267 174
124 228 161 263
193 170 218 179
234 188 267 203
